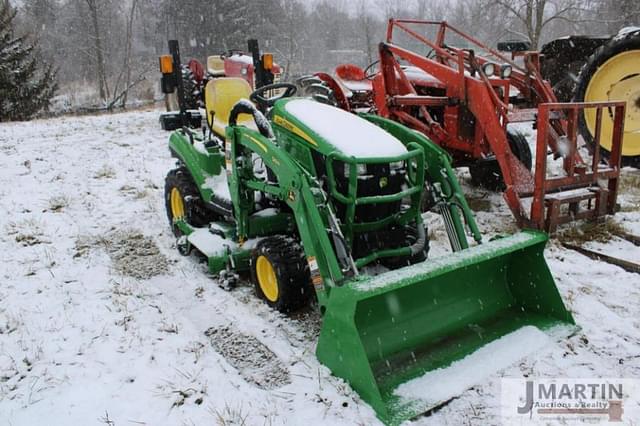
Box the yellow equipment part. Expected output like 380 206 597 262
205 78 257 137
256 255 279 302
170 187 185 219
584 49 640 156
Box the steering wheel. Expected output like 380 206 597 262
250 83 298 110
364 60 380 79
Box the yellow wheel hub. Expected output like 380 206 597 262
256 255 279 302
584 49 640 156
170 187 185 219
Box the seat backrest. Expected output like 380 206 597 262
205 77 253 127
335 63 366 81
207 55 226 76
188 59 205 82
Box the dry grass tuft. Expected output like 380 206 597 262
618 170 640 194
47 195 71 212
94 165 116 179
557 218 626 244
212 402 249 426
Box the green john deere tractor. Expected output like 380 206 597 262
160 47 575 424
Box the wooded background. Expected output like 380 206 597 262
12 0 640 107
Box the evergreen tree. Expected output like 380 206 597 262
0 0 57 121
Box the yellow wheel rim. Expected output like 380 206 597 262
256 255 279 302
584 49 640 156
170 187 185 219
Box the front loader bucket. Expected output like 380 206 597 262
316 230 575 425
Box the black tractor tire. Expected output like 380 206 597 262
296 75 339 107
165 65 200 111
381 224 430 269
572 28 640 168
468 130 532 190
164 167 214 237
250 236 311 313
540 37 609 102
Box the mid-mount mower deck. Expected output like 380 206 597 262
159 41 575 424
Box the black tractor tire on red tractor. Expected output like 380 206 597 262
296 75 339 107
572 28 640 168
468 130 533 191
165 65 200 112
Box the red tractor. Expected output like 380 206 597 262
299 19 626 232
160 39 281 130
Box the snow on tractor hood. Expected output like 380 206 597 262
281 99 408 158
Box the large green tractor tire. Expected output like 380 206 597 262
164 167 214 237
573 28 640 168
249 236 311 313
468 130 532 190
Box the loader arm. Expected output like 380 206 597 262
225 125 351 306
360 113 482 249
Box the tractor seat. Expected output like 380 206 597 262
205 77 258 137
336 64 366 80
207 55 226 76
335 64 372 92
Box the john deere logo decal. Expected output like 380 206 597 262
273 115 317 146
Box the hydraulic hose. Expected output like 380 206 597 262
409 220 427 256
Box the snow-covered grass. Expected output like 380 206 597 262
0 109 638 425
0 110 378 425
48 78 160 116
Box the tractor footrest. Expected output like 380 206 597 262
543 187 608 233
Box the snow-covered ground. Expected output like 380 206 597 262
0 109 639 425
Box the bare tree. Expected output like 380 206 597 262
490 0 586 47
120 0 138 107
275 0 308 80
356 0 377 65
85 0 109 100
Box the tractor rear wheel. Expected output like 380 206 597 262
165 65 200 111
468 130 532 190
164 168 214 237
296 75 339 107
573 28 640 168
250 236 311 313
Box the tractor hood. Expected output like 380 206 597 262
271 98 408 158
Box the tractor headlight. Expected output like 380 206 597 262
500 64 513 79
482 62 495 77
343 163 367 178
390 161 404 170
241 67 248 75
389 161 404 175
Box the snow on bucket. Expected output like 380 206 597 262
315 230 575 425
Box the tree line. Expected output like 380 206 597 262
2 0 638 119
